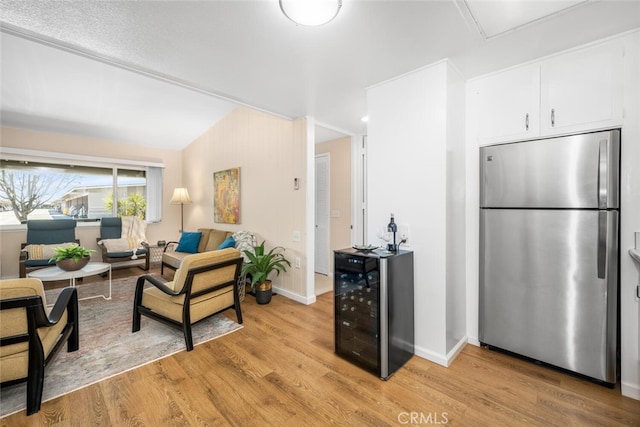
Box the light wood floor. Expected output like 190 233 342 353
3 267 639 426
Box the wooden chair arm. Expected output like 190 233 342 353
45 287 78 326
20 242 29 261
0 287 77 329
135 274 181 297
163 242 179 253
95 237 109 255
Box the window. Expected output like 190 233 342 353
0 149 163 226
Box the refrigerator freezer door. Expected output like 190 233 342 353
479 209 618 383
480 130 619 209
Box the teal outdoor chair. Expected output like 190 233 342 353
96 217 149 271
19 219 79 278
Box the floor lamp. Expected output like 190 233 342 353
170 188 191 233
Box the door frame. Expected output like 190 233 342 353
305 117 366 301
315 152 330 275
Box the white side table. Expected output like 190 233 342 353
28 262 112 301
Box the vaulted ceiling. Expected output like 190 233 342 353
1 1 639 149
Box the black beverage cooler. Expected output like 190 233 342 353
334 248 414 379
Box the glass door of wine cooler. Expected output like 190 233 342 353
334 253 380 374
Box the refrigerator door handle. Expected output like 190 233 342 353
597 211 607 279
598 139 608 209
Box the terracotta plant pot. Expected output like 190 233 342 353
57 256 90 271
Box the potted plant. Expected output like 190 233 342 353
241 241 291 304
50 245 95 271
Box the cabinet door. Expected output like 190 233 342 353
540 42 623 135
474 64 540 145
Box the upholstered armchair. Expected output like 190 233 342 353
96 217 149 271
0 278 79 415
19 219 79 278
133 248 243 351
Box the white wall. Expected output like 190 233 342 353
367 60 466 365
181 107 310 303
445 63 467 355
618 30 640 400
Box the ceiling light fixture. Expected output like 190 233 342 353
280 0 342 26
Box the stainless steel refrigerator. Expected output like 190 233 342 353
479 129 620 385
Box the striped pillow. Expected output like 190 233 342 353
22 242 78 260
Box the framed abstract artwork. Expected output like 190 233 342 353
213 167 240 224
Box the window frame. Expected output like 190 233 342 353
0 147 164 230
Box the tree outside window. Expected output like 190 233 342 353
104 192 146 219
0 159 147 225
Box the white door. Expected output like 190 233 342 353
315 154 330 275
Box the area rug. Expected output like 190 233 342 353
0 275 243 418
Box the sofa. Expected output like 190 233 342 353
160 228 257 275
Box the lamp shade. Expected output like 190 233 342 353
170 188 192 204
280 0 342 26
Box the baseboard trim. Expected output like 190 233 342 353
621 381 640 400
414 337 468 367
414 346 448 367
272 286 316 305
446 336 468 365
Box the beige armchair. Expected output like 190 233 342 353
132 248 244 351
0 278 79 415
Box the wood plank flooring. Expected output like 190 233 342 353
2 267 639 426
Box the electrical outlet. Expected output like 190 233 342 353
295 257 301 268
292 231 301 242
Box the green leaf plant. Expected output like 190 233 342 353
241 241 291 289
49 245 95 263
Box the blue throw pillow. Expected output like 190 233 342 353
176 231 202 253
217 236 236 250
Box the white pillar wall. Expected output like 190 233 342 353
366 60 467 365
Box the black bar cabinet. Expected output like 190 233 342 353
334 248 414 379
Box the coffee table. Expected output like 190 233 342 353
27 262 112 300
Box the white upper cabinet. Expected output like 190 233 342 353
474 64 540 145
471 40 624 145
540 42 624 135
